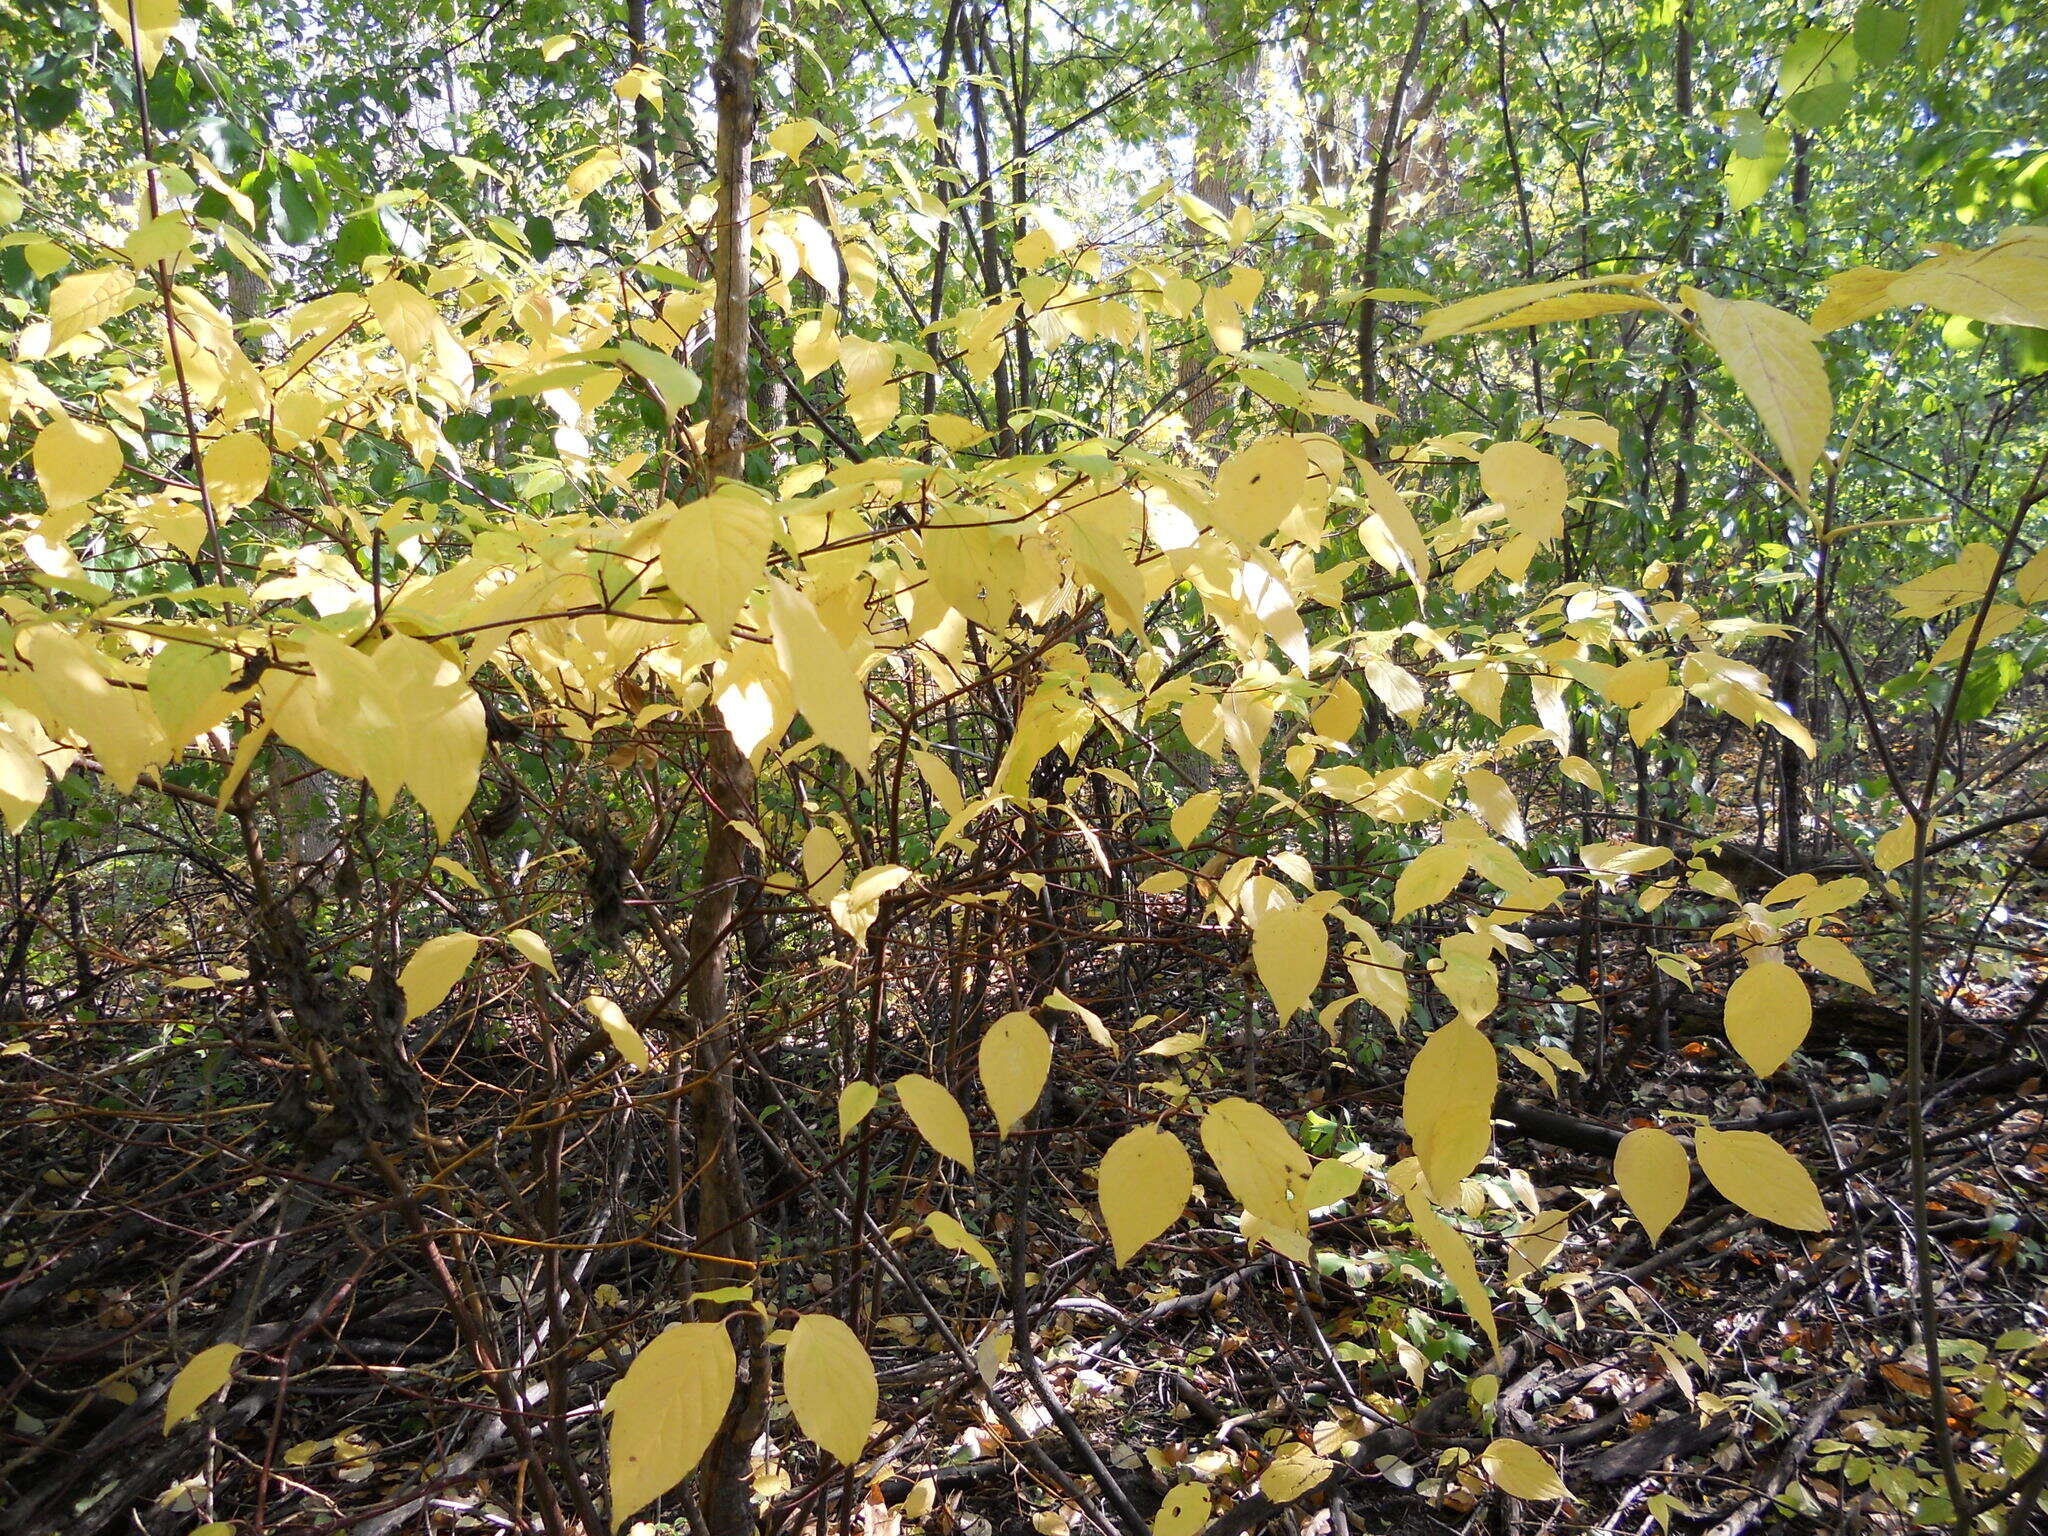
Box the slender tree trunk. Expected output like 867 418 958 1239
625 0 663 231
1358 1 1429 414
1674 0 1694 119
686 2 769 1531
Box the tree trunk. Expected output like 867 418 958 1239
1358 1 1430 414
686 1 770 1531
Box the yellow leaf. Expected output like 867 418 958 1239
1890 236 2048 331
201 432 271 511
34 415 124 511
1724 959 1811 1077
924 412 988 451
1259 1448 1334 1502
269 633 485 845
978 1010 1051 1138
660 492 774 643
1044 987 1118 1053
1418 275 1653 343
568 145 626 200
1357 463 1430 582
587 994 649 1071
1684 287 1831 497
970 1327 1011 1392
1098 1125 1193 1266
925 1211 1000 1276
1253 901 1326 1020
766 578 872 770
1062 492 1149 634
1811 265 1906 332
767 118 822 160
839 334 899 440
1391 1161 1499 1351
901 757 967 834
1507 1041 1557 1094
365 278 437 364
784 1314 876 1464
792 308 841 379
45 266 137 349
1152 1484 1212 1536
1613 1126 1690 1243
1790 876 1868 922
0 721 49 833
1535 409 1622 454
407 643 491 837
1891 542 1998 619
1311 676 1364 742
1479 440 1567 542
16 628 167 793
1358 654 1425 723
1580 840 1672 878
1403 1021 1497 1198
838 1080 878 1139
1481 1438 1569 1501
1457 291 1660 334
97 0 179 74
1211 436 1309 547
431 855 483 893
801 823 847 902
1796 935 1874 992
1873 819 1918 871
506 928 559 978
398 932 480 1021
2017 545 2048 604
1170 789 1221 847
1302 1156 1365 1211
613 65 663 106
1200 1096 1310 1234
828 863 911 946
163 1342 240 1432
1504 1207 1569 1287
606 1322 735 1529
1432 931 1499 1025
1693 1127 1831 1231
1203 286 1245 353
1463 768 1524 843
1393 842 1467 921
895 1074 975 1171
1630 686 1686 745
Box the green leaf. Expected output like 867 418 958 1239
265 165 323 247
1954 650 2021 722
1853 2 1910 66
1915 0 1962 69
1723 111 1791 212
1778 29 1858 129
617 338 702 417
334 211 388 268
